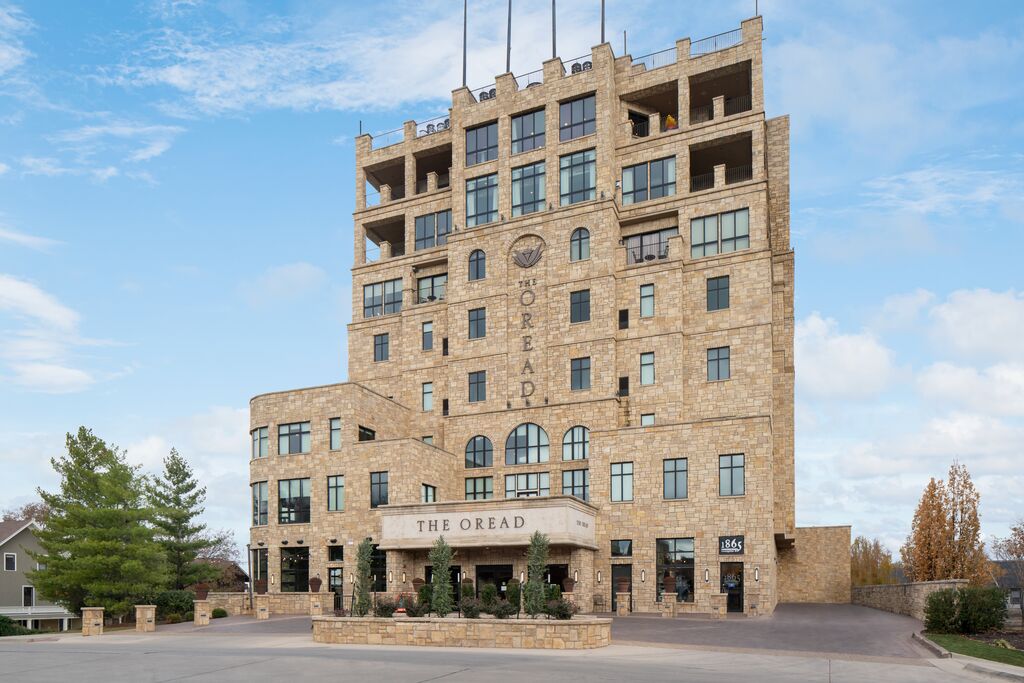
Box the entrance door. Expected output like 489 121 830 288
545 564 568 592
611 564 632 612
425 564 462 603
475 564 514 599
22 586 34 608
720 562 744 613
328 568 343 612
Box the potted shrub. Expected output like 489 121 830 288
194 583 210 601
562 576 576 593
412 577 425 592
662 573 676 600
308 576 322 593
254 579 268 595
615 576 629 594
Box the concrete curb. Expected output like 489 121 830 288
963 661 1024 682
912 631 951 658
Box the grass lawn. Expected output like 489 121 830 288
926 633 1024 668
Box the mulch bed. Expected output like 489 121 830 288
972 630 1024 650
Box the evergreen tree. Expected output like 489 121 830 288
28 427 167 618
524 531 549 617
428 536 454 617
147 449 217 589
354 538 373 616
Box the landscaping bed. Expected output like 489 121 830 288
927 632 1024 668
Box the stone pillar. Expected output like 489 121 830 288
712 95 725 121
309 592 330 616
380 184 392 203
81 607 104 636
709 593 727 620
426 171 438 193
194 600 211 626
660 599 677 618
615 593 630 616
746 589 760 617
714 163 726 190
135 605 156 632
255 594 270 620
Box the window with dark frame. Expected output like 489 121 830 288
640 284 655 318
624 157 675 205
468 370 487 403
640 352 655 385
251 481 268 526
466 174 498 226
559 94 596 141
570 227 590 261
708 346 731 381
251 426 268 458
465 476 494 500
414 209 451 251
422 382 433 411
511 161 546 216
512 109 545 153
370 471 389 508
468 249 487 281
465 435 493 468
329 418 341 450
328 546 344 562
611 462 634 502
707 276 730 311
468 307 486 339
690 208 750 259
657 538 695 603
640 413 655 426
719 454 745 496
625 227 678 264
562 468 590 501
327 475 345 511
504 472 550 498
570 357 591 391
422 321 433 350
619 309 629 329
466 122 498 165
562 425 589 460
417 273 447 303
611 539 633 557
373 333 389 362
504 422 550 465
421 484 437 503
278 478 311 524
559 149 596 205
278 422 310 455
362 278 402 318
358 425 376 441
663 458 688 500
570 289 590 323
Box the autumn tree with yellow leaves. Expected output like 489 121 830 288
850 536 897 586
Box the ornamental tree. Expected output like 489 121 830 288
354 538 373 616
524 531 549 617
428 536 454 617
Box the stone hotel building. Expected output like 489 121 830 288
248 16 851 616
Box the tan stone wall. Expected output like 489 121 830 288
777 526 851 604
852 580 968 621
81 607 104 636
207 592 251 616
312 616 611 649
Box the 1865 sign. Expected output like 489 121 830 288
719 535 745 555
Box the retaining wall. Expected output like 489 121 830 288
207 592 251 616
851 579 968 621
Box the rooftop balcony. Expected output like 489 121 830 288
689 132 754 192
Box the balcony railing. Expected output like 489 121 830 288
690 28 742 57
416 288 447 304
690 103 713 124
365 190 381 207
371 127 404 150
625 240 670 265
724 94 752 116
416 115 451 137
415 171 450 195
563 54 593 75
631 118 650 138
690 171 714 192
471 83 497 102
726 164 753 184
515 69 543 90
631 47 676 72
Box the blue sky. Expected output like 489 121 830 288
0 0 1022 557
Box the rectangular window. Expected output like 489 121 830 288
622 162 647 205
251 481 268 526
640 352 655 386
442 337 449 356
663 458 688 500
618 375 629 397
625 227 678 264
622 158 676 204
370 471 389 508
251 426 268 458
468 307 486 339
618 309 629 330
362 278 403 318
559 149 596 206
328 546 344 562
611 462 634 502
280 547 309 592
611 540 632 557
421 484 437 503
571 357 591 391
278 422 310 455
639 284 654 318
373 333 389 362
414 209 452 251
358 425 376 442
422 382 433 411
468 370 487 403
511 161 546 216
329 418 341 450
422 435 434 445
649 157 676 199
708 346 731 381
417 273 447 303
691 208 750 259
707 276 730 311
640 413 655 426
466 122 498 165
562 468 590 501
327 475 345 511
657 538 695 602
422 321 434 350
570 289 590 323
466 174 498 227
465 476 494 500
719 454 745 496
278 478 311 524
559 94 596 141
504 472 550 498
512 109 545 153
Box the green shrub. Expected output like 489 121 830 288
155 590 195 618
184 611 194 622
165 613 183 624
506 579 521 610
461 598 481 619
429 537 454 618
545 584 562 602
545 598 577 621
492 601 517 619
211 608 228 619
958 587 1007 633
925 589 958 633
480 582 499 611
461 579 475 600
0 615 35 636
524 531 550 617
372 597 397 618
417 583 432 613
404 600 426 618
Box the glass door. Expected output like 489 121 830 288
611 564 632 612
720 562 744 613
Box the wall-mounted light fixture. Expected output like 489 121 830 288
297 539 304 545
350 573 355 584
754 567 760 582
573 570 579 582
257 541 264 547
402 571 407 584
597 571 602 584
388 571 393 583
281 540 289 545
271 574 276 585
704 568 710 583
329 538 337 544
520 571 525 583
640 569 646 583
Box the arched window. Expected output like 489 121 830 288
570 228 590 261
468 249 486 281
562 426 589 461
505 423 549 465
465 435 493 468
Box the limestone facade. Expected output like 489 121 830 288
248 16 849 617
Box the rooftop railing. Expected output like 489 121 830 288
471 83 497 102
563 54 593 75
515 68 544 90
416 114 451 137
724 94 752 116
690 28 742 57
371 127 404 150
631 47 676 72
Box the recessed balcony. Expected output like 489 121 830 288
689 132 753 192
689 60 753 125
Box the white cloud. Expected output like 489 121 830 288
0 4 32 78
20 156 72 177
864 165 1024 216
9 362 94 393
0 273 79 330
240 262 328 307
48 121 185 163
0 161 8 174
0 225 61 250
929 288 1024 360
795 313 895 399
873 288 935 330
917 362 1024 416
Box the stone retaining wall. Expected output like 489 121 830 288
852 580 968 621
312 616 611 649
207 592 251 616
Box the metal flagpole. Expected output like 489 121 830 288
506 0 512 73
601 0 605 44
462 0 468 88
551 0 556 59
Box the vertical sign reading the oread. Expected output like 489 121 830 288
510 235 546 407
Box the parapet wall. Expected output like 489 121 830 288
852 580 968 621
312 616 611 649
778 526 851 604
207 592 251 616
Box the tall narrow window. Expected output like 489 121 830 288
570 227 590 261
570 289 590 323
559 94 596 141
719 454 745 496
465 435 493 468
373 333 389 362
465 476 494 500
370 471 389 508
622 162 648 205
505 423 550 465
611 462 634 502
708 346 731 381
640 352 655 385
640 284 655 318
421 382 433 411
512 109 545 153
251 481 268 526
570 357 591 391
663 458 687 500
468 250 486 281
559 149 596 205
466 122 498 165
562 469 590 501
329 418 341 450
278 478 311 524
251 427 268 458
421 484 437 503
278 422 311 455
562 426 589 460
707 276 730 311
466 174 498 226
511 161 546 216
422 321 433 350
468 307 486 339
468 370 487 403
327 475 345 511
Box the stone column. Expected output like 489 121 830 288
709 593 727 620
255 594 270 620
194 600 211 626
135 605 156 632
81 607 104 636
712 95 725 121
713 163 726 190
615 593 630 616
309 592 329 616
660 599 677 618
746 589 760 617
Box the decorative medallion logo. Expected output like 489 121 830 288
513 244 544 268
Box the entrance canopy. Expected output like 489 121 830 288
377 495 597 550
